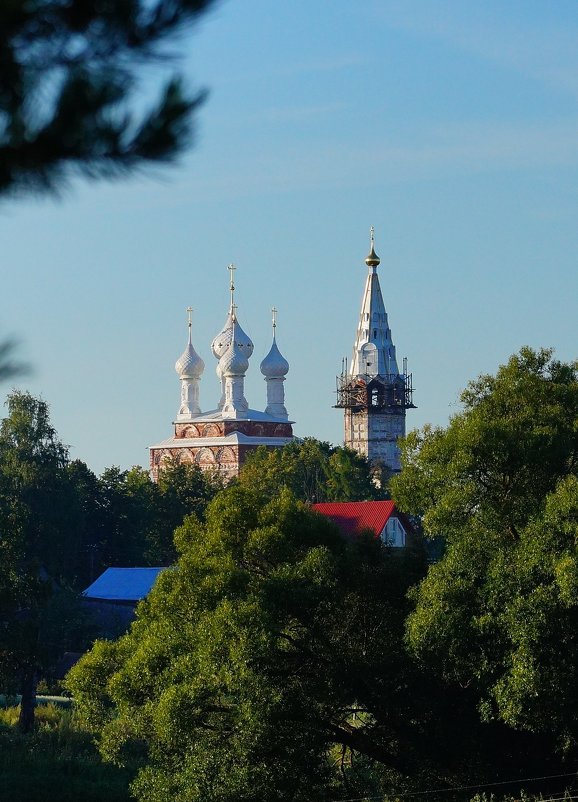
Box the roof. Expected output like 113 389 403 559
312 500 403 538
149 431 294 450
177 407 294 424
82 567 165 602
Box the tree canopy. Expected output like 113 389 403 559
0 391 223 729
67 480 556 801
237 437 388 503
392 347 578 749
0 0 217 197
67 484 433 802
0 390 84 729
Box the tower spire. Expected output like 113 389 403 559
350 228 396 377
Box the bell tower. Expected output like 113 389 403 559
335 229 415 472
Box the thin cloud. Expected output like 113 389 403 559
378 1 578 98
180 118 578 201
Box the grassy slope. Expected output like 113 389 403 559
0 705 133 802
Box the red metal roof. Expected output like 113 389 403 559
312 500 398 538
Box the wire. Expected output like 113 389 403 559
333 770 578 801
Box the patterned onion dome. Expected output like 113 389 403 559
260 339 289 378
219 335 249 377
175 342 204 379
211 312 254 360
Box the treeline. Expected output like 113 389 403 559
0 390 387 732
66 347 578 802
5 347 578 802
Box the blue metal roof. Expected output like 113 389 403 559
82 567 165 602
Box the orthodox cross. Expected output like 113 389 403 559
271 306 277 334
186 306 193 342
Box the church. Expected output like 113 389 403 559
149 266 293 481
149 231 414 479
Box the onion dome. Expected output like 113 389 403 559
175 342 204 378
211 311 233 359
365 225 381 268
175 311 204 378
211 311 254 358
260 339 289 378
219 338 249 377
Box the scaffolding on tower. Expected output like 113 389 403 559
334 357 415 413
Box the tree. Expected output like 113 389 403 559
237 438 385 503
0 0 217 198
154 457 223 561
391 348 578 749
0 391 83 730
67 485 432 802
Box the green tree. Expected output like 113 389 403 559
0 391 84 730
0 0 217 198
392 347 578 748
68 485 431 802
238 438 384 503
153 457 223 561
84 460 223 572
96 465 162 568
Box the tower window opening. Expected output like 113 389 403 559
373 329 377 338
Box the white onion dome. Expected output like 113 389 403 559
211 312 253 360
175 342 204 379
260 339 289 378
219 335 249 377
211 312 233 359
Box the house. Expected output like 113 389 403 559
82 567 165 638
312 500 413 548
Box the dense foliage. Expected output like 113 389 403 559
0 391 222 729
392 347 578 749
67 485 430 802
69 456 224 582
237 437 389 502
6 348 578 800
69 476 567 802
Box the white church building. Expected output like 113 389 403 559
149 267 293 480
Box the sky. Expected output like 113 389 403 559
2 0 578 474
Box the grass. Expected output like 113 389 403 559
0 703 134 802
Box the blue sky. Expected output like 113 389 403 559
2 0 578 473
